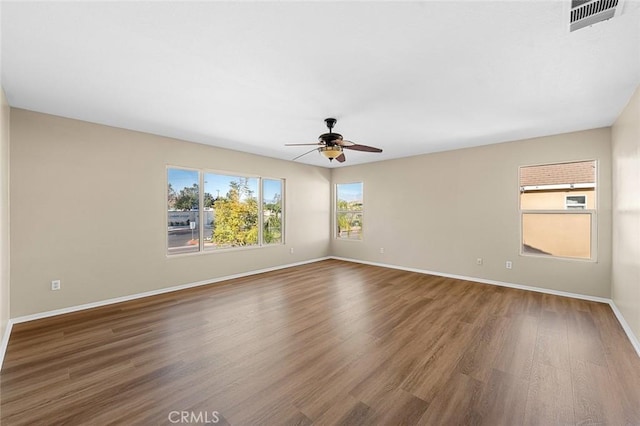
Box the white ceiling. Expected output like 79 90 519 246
2 1 639 168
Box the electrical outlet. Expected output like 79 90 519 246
506 261 512 269
289 247 294 254
476 258 483 265
51 280 61 291
379 248 385 254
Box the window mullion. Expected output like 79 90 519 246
199 171 204 252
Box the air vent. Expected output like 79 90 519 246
570 0 624 32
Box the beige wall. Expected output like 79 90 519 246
9 109 331 317
331 128 612 298
4 108 621 317
611 85 640 342
0 88 10 340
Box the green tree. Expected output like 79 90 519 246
175 183 199 210
204 192 214 208
337 212 351 236
168 183 177 209
336 199 355 236
212 179 258 247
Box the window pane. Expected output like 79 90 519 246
336 182 363 240
337 212 363 240
204 173 258 249
263 179 283 244
337 182 363 211
522 213 591 259
520 161 596 210
168 168 200 255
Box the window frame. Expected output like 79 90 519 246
518 160 598 262
166 165 285 256
335 181 364 241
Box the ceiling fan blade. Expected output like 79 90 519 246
285 142 323 146
292 147 319 161
335 152 346 163
335 139 355 147
343 144 383 153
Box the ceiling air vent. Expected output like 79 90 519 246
570 0 624 32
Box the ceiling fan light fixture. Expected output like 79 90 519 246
319 145 343 161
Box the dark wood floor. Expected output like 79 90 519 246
2 259 639 425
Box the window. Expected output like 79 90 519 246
336 182 363 240
519 160 596 260
565 195 586 210
167 167 284 255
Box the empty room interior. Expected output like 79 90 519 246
0 1 639 425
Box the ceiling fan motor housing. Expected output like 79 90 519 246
319 132 343 146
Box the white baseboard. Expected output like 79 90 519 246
331 256 640 358
609 300 640 358
0 320 13 370
330 256 610 303
10 257 330 325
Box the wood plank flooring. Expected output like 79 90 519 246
1 259 639 425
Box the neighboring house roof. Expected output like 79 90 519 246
520 161 596 186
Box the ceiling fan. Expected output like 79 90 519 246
286 118 383 163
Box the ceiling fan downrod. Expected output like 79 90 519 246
324 118 337 133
